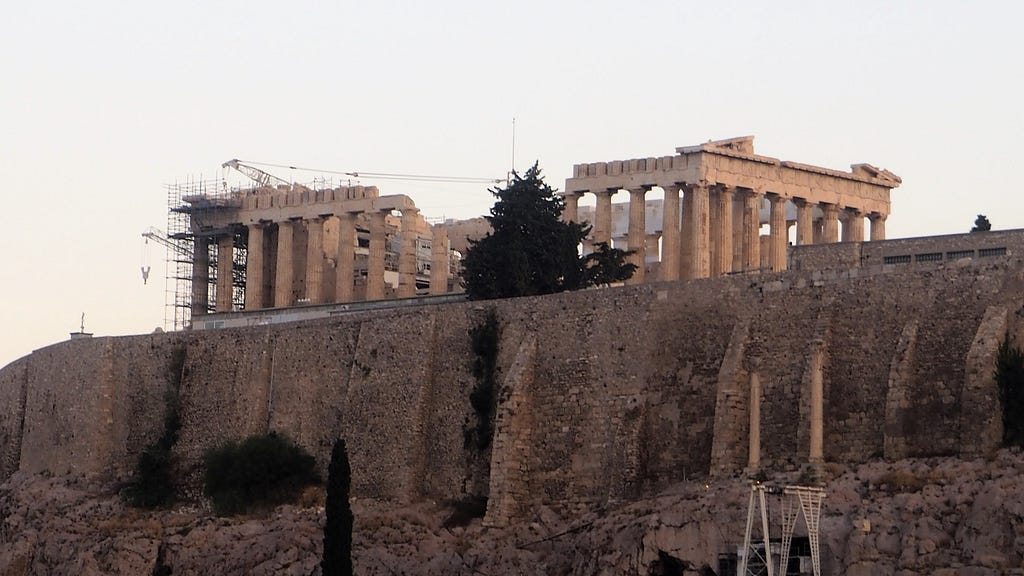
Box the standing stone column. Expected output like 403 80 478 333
748 371 761 471
809 348 824 464
690 183 711 279
365 210 388 301
743 190 762 272
768 194 788 272
680 186 694 280
711 185 734 277
869 212 887 241
398 208 419 298
732 197 745 272
627 187 647 284
563 191 583 223
305 217 325 304
335 213 357 303
660 184 681 281
430 224 449 295
821 203 840 243
245 224 265 310
594 189 617 246
216 234 234 313
812 219 824 244
841 209 865 242
191 236 210 317
274 220 295 308
794 198 814 246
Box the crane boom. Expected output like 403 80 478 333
222 158 291 188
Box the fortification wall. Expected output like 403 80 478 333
1 254 1021 524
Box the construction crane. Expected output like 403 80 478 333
140 227 193 285
222 158 292 189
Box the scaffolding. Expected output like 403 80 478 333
165 177 248 331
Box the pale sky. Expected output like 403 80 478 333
2 1 1022 367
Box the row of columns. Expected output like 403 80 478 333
194 208 450 315
564 184 888 281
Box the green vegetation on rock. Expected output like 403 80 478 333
996 335 1024 448
203 432 319 515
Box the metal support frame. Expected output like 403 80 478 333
739 484 774 576
785 486 826 576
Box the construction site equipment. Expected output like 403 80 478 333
738 483 826 576
222 158 291 188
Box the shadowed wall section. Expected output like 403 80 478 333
1 256 1021 524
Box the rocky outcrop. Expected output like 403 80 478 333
2 451 1022 575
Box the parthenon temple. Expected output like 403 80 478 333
180 183 453 318
563 136 902 283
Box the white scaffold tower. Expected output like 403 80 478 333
738 483 827 576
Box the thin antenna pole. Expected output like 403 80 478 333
509 117 516 186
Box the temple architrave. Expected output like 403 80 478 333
562 136 902 282
182 183 452 317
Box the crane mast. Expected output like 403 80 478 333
222 158 291 189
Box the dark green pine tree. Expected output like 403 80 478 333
971 214 992 233
462 163 634 299
321 438 353 576
585 242 638 287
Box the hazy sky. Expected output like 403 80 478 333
2 1 1022 367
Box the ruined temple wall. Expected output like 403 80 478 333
0 257 1021 522
0 357 27 480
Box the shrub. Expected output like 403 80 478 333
203 432 319 515
123 346 186 508
996 335 1024 448
465 309 499 450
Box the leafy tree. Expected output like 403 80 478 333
971 214 992 233
322 438 354 576
461 163 634 299
203 432 319 515
585 242 638 287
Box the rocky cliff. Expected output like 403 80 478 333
0 451 1021 574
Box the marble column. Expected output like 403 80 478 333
191 236 210 317
795 198 814 246
627 187 647 284
821 203 840 243
812 219 824 244
398 208 419 298
748 371 761 471
365 210 388 301
810 348 824 464
430 224 449 295
869 212 887 241
768 194 787 272
216 234 234 312
711 185 734 277
732 196 745 272
274 220 295 308
245 224 265 310
305 217 325 304
335 213 356 303
690 183 711 279
841 208 865 242
680 186 693 280
563 191 583 223
743 190 762 272
593 189 617 246
660 184 681 281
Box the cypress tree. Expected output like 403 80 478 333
322 438 354 576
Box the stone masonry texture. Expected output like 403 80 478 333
2 247 1024 525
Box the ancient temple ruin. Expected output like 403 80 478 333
170 180 453 328
563 136 902 283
